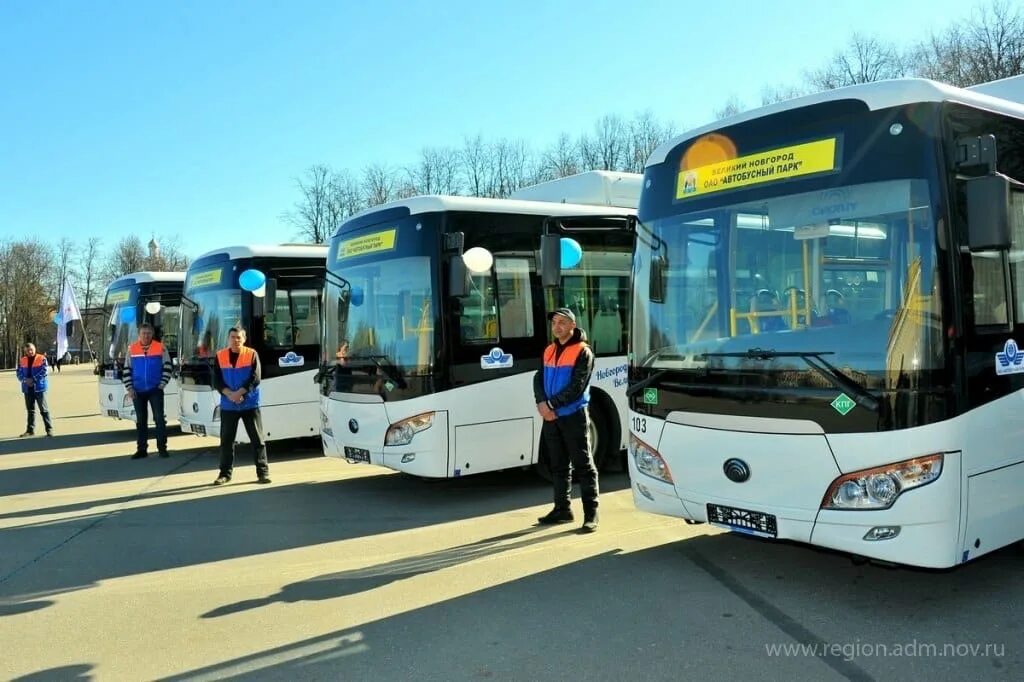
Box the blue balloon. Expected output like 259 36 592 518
53 313 62 325
119 306 136 324
351 287 364 307
239 269 266 292
560 238 583 269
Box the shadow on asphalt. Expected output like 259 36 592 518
0 468 629 604
161 533 1024 681
0 429 141 457
12 664 93 681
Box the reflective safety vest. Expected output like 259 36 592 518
216 347 260 411
542 341 589 417
17 354 47 394
128 340 165 393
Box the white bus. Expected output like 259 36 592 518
178 244 327 442
627 77 1024 568
319 171 639 479
97 272 185 423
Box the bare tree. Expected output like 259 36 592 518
461 134 495 198
102 236 148 285
539 132 582 180
282 164 336 244
627 111 677 173
591 115 628 171
77 237 103 361
0 239 54 367
760 84 807 106
362 163 398 207
492 138 533 197
713 95 746 121
806 33 906 90
912 0 1024 86
147 235 190 271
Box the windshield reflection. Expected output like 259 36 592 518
633 179 944 375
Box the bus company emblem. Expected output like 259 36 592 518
192 402 199 414
278 352 305 368
348 419 359 433
723 458 750 483
995 338 1024 376
481 347 513 369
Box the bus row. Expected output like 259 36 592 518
97 75 1024 569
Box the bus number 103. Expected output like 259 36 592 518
631 417 647 434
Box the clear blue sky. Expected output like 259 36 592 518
0 0 982 259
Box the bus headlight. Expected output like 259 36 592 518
630 433 673 484
385 412 434 446
122 394 132 407
822 454 943 510
213 406 221 422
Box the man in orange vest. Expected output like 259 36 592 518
17 343 53 437
123 323 173 458
212 327 270 485
533 308 599 532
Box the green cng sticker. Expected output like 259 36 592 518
831 393 856 415
642 388 659 405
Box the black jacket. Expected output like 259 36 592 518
532 328 594 411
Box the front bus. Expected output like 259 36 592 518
629 78 1024 569
178 245 327 443
97 272 185 424
319 189 636 479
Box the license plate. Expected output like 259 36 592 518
344 446 370 463
191 424 207 436
707 503 778 538
106 409 119 418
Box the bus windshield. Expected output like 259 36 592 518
181 266 243 363
325 256 436 379
101 287 137 366
633 177 945 380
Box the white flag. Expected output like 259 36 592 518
56 278 83 359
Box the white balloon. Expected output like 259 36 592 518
252 283 267 298
144 301 162 315
462 247 494 274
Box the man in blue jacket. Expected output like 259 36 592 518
533 308 599 532
212 327 270 485
123 323 173 459
17 343 54 437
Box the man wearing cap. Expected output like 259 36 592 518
533 307 600 532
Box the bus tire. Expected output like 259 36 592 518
588 394 620 473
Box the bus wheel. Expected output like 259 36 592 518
589 401 617 472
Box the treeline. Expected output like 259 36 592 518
286 1 1024 243
0 235 188 368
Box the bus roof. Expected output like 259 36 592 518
646 77 1024 168
338 194 636 237
189 244 329 264
107 271 186 289
508 171 642 208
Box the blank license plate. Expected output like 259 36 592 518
707 503 778 538
344 447 370 463
191 424 207 436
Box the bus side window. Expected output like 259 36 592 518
459 273 497 344
495 257 534 339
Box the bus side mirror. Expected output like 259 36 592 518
448 257 468 298
540 233 561 288
965 174 1011 251
649 256 668 303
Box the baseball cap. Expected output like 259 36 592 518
546 307 576 324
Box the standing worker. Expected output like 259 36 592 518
533 307 599 532
123 322 172 458
17 343 54 437
212 327 271 485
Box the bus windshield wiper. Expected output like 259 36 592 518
349 353 407 389
698 348 879 412
626 369 669 398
